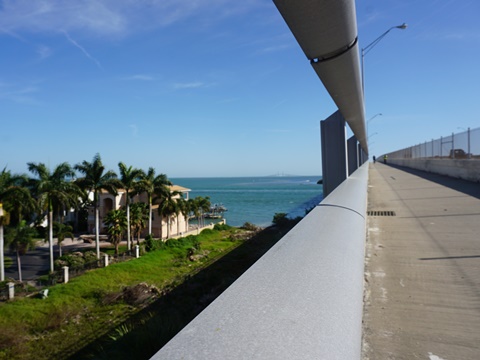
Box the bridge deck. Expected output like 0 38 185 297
363 163 480 360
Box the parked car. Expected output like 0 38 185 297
449 149 467 159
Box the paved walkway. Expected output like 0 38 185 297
363 163 480 360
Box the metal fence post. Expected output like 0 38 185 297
468 127 471 158
440 136 443 158
452 132 455 158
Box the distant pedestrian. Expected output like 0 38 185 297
383 155 388 164
373 155 376 163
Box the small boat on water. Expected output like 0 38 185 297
205 203 228 219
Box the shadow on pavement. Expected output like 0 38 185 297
385 163 480 200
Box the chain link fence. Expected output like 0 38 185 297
386 127 479 160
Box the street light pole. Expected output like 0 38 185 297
361 23 407 94
367 113 382 144
368 132 378 141
368 113 383 124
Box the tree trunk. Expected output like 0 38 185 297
159 215 163 240
16 250 22 282
95 206 100 259
49 210 54 273
0 224 4 282
126 204 131 251
74 208 79 232
148 196 152 236
167 218 170 239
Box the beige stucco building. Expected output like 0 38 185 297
86 185 191 239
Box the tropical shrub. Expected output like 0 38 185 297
213 223 231 231
272 212 289 226
241 222 259 231
144 234 155 252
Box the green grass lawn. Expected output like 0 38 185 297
0 226 250 360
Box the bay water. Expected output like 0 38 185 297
171 176 323 227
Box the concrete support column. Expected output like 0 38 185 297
321 110 348 197
347 135 358 175
63 266 69 284
135 245 140 258
360 146 367 165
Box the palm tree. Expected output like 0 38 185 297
27 162 80 273
155 187 181 239
188 198 200 231
75 154 121 259
6 220 36 282
103 209 127 255
129 202 148 245
0 168 36 281
137 168 171 237
177 197 191 234
53 222 74 257
118 162 143 251
193 196 211 228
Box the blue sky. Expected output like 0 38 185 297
1 0 479 177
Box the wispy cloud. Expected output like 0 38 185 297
267 128 290 133
357 9 384 28
0 1 125 37
173 82 209 90
0 83 41 105
443 31 480 41
0 27 27 41
37 44 52 60
129 124 139 137
216 97 238 104
259 44 291 54
0 1 263 38
271 99 287 109
62 30 102 69
122 74 154 81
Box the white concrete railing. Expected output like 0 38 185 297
168 219 226 240
151 163 368 360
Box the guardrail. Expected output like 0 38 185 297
151 162 368 360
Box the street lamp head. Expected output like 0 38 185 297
396 23 408 30
368 113 382 123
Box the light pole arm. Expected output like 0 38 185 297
363 27 395 56
361 23 407 94
363 23 407 56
